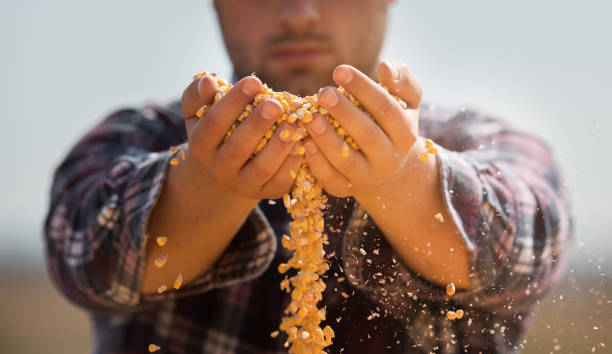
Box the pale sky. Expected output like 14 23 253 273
1 0 610 268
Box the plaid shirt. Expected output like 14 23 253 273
44 98 573 354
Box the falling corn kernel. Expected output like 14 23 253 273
340 143 350 157
418 153 429 162
283 193 291 208
148 344 161 352
156 236 167 247
289 168 297 179
154 255 168 268
434 213 444 222
295 145 306 155
341 292 350 298
157 284 167 294
181 148 186 160
170 146 178 153
446 310 457 320
359 248 367 256
456 309 464 319
169 158 179 166
427 147 438 155
173 272 183 290
446 282 456 296
270 330 279 338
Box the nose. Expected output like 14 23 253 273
278 0 321 35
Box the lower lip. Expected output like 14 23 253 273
270 50 328 67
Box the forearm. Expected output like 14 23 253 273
141 156 258 294
355 143 471 288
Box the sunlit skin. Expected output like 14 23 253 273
142 0 470 294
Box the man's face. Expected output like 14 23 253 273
214 0 393 96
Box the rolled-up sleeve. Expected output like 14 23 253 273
342 105 573 314
44 104 276 315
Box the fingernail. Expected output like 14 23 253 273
305 141 318 154
334 65 353 84
384 61 399 80
262 101 280 119
241 78 260 96
319 88 338 108
308 115 327 135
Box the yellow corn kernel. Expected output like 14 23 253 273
157 285 167 294
283 193 291 208
148 344 161 352
279 129 290 140
418 153 429 162
427 147 438 155
425 139 434 149
169 158 179 166
278 263 290 274
456 309 464 319
156 236 167 246
196 105 208 118
446 311 457 320
173 272 183 290
434 213 444 222
192 72 206 80
181 148 186 160
154 255 168 268
341 292 350 298
295 145 306 155
359 248 367 256
270 330 279 338
289 169 297 179
446 282 456 296
170 146 178 153
340 143 350 157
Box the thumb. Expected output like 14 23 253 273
376 61 423 109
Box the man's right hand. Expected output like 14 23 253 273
181 74 303 201
141 74 302 294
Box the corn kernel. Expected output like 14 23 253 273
173 272 183 290
446 310 457 320
156 236 167 246
289 169 297 179
280 129 290 140
148 344 161 352
196 105 208 118
456 309 464 319
418 153 429 162
427 147 438 155
270 330 279 338
181 148 186 161
170 146 178 153
295 145 306 155
157 285 167 294
359 248 367 256
340 143 350 157
425 139 434 149
446 282 456 296
434 213 444 222
169 158 179 166
154 255 168 268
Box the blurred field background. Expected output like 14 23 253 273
1 0 610 353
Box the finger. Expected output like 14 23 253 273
181 75 219 118
182 75 219 135
261 154 304 198
190 76 263 158
317 86 394 161
332 64 409 146
237 122 298 191
376 61 423 109
305 113 370 184
303 138 352 197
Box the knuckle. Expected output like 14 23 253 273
225 138 250 160
202 116 225 139
249 162 273 183
376 97 399 119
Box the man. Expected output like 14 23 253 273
44 0 573 353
